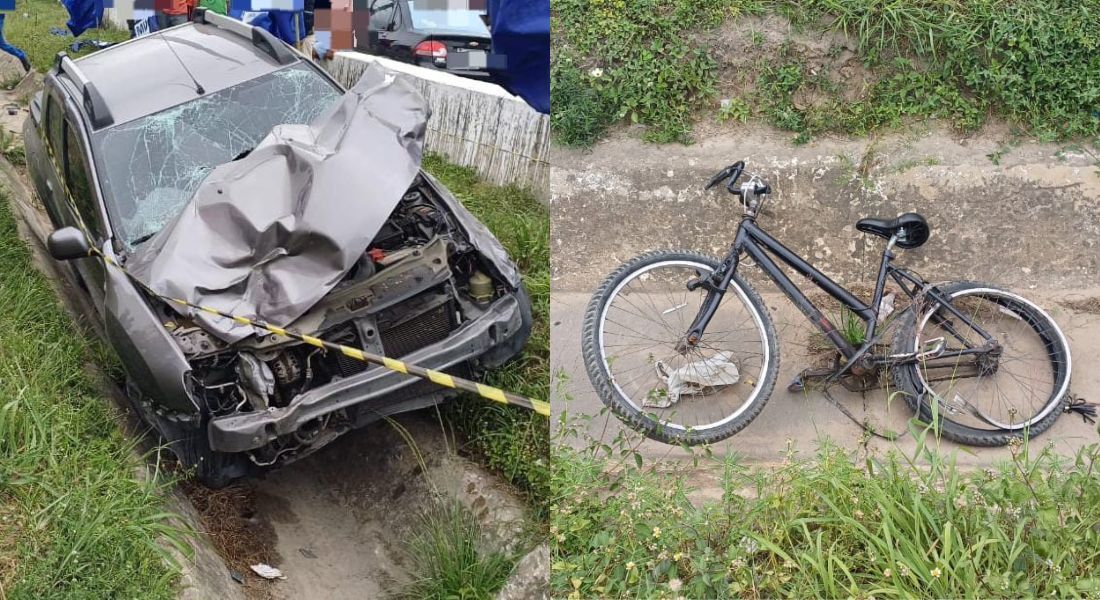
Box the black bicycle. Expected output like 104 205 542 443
582 161 1072 446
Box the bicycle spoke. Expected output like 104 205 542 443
595 258 771 434
915 290 1065 433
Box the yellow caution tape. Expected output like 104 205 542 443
38 128 550 417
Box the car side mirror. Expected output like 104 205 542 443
47 226 91 261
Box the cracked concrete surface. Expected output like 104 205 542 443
550 124 1100 469
552 125 1100 292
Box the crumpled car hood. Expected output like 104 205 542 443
127 64 428 343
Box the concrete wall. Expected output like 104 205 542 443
103 1 135 30
551 125 1100 292
325 52 550 199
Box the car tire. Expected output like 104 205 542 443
124 377 247 488
173 425 249 489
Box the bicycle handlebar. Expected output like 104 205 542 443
706 162 771 205
704 161 744 191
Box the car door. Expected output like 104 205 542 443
33 91 69 230
387 0 421 58
365 0 399 57
60 106 108 315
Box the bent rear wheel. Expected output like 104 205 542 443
582 250 779 445
892 281 1071 446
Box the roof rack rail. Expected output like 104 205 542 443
54 52 114 129
193 8 297 66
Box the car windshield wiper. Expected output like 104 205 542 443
129 232 157 248
232 147 253 161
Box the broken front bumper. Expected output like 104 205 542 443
207 293 527 453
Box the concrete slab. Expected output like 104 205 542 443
550 125 1100 469
552 289 1100 468
551 125 1100 293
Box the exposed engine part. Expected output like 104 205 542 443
325 326 367 378
270 351 303 388
239 236 453 354
467 270 494 305
172 325 226 356
178 177 503 455
376 291 455 357
236 352 275 410
369 189 452 251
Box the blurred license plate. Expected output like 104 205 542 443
449 49 487 70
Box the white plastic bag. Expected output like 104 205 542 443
650 351 740 408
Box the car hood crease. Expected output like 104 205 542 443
127 64 429 343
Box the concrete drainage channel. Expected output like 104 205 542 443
176 415 536 600
0 79 543 600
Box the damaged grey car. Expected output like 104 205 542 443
24 10 532 487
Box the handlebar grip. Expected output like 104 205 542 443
705 161 745 190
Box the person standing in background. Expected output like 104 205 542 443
156 0 196 29
198 0 227 15
0 13 30 73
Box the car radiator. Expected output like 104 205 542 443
331 292 456 378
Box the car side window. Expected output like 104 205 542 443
369 0 395 30
46 94 64 157
63 119 104 239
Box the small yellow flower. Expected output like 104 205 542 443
626 562 636 570
652 527 662 539
931 567 942 578
673 552 683 561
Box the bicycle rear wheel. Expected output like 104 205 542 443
892 281 1072 446
581 250 779 445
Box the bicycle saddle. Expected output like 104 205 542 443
856 212 930 249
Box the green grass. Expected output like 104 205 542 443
422 155 550 511
551 0 745 145
553 0 1100 145
551 425 1100 598
0 11 183 597
0 197 184 599
396 499 515 600
7 0 130 73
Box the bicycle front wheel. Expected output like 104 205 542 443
892 281 1072 446
581 250 779 445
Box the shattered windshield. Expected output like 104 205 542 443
94 64 342 248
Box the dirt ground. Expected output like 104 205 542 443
550 120 1100 478
0 75 536 600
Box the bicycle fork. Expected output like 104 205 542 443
679 225 859 359
680 247 741 352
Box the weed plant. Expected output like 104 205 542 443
553 0 1100 145
551 396 1100 598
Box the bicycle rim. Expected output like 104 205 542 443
913 288 1070 431
596 259 771 433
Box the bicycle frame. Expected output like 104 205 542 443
684 213 998 372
